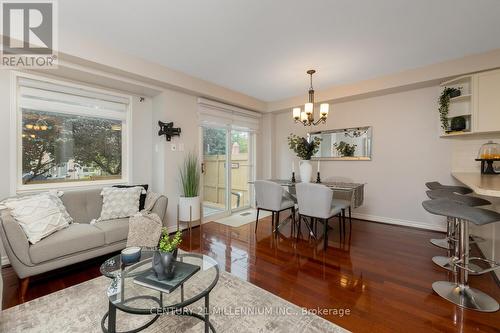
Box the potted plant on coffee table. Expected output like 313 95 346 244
178 152 201 227
153 229 182 280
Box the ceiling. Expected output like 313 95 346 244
59 0 500 102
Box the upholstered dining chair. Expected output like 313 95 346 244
254 180 296 234
332 190 354 237
296 183 342 250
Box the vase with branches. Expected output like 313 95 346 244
287 134 321 182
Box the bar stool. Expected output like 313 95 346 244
425 182 473 249
425 181 473 195
422 198 500 312
426 190 491 273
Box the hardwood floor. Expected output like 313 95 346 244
2 217 500 332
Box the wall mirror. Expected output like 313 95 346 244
309 126 372 160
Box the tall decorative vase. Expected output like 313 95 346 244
299 160 313 183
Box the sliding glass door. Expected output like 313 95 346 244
201 126 254 219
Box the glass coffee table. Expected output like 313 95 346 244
100 250 219 333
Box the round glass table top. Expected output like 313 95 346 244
102 250 219 314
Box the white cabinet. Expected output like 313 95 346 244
440 69 500 137
475 69 500 133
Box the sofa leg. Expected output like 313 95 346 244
19 277 29 303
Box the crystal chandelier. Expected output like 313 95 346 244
292 70 329 126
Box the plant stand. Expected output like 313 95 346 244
177 203 203 233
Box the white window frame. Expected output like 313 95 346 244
11 72 133 193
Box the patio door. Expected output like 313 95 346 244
201 126 254 219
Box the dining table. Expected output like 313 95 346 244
249 179 365 236
263 179 365 208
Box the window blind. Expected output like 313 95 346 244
18 78 129 121
198 98 261 131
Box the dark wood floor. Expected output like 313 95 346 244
2 217 500 332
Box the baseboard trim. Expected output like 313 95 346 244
1 255 9 267
351 213 446 232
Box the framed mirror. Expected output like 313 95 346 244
309 126 372 160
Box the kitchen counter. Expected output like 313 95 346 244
452 172 500 197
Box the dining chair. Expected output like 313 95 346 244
254 180 296 234
332 189 354 237
295 183 342 250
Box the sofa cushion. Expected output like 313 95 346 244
93 218 129 244
99 187 142 221
113 184 149 210
3 192 73 244
61 188 103 223
29 223 105 264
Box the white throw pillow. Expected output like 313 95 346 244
99 187 143 221
3 192 73 244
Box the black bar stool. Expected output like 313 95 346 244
426 190 491 274
422 198 500 312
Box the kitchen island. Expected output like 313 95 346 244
452 171 500 280
452 172 500 197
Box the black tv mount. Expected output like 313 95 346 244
158 121 181 141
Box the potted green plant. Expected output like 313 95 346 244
152 229 182 280
179 152 201 223
438 87 461 130
333 141 357 157
287 134 321 182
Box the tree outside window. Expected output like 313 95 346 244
22 110 122 184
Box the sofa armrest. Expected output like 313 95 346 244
151 196 168 226
0 209 32 266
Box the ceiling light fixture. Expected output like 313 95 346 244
293 69 329 126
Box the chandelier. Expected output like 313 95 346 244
292 69 329 126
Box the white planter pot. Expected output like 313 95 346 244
178 196 201 221
299 160 313 183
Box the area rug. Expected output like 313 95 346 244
214 209 272 228
0 270 349 333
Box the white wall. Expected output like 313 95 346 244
272 85 457 231
152 90 200 230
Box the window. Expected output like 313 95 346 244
16 76 130 188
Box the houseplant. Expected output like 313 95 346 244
438 87 461 130
288 134 321 182
153 229 182 280
333 141 357 157
179 152 201 222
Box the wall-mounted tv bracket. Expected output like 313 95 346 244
158 121 181 141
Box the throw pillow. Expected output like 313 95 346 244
113 184 148 210
3 192 73 244
99 187 143 221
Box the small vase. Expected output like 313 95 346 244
299 160 313 183
152 248 178 280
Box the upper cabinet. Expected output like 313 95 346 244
440 69 500 137
475 69 500 133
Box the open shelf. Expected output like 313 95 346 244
440 131 474 138
449 94 471 102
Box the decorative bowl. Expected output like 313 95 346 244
121 247 141 265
